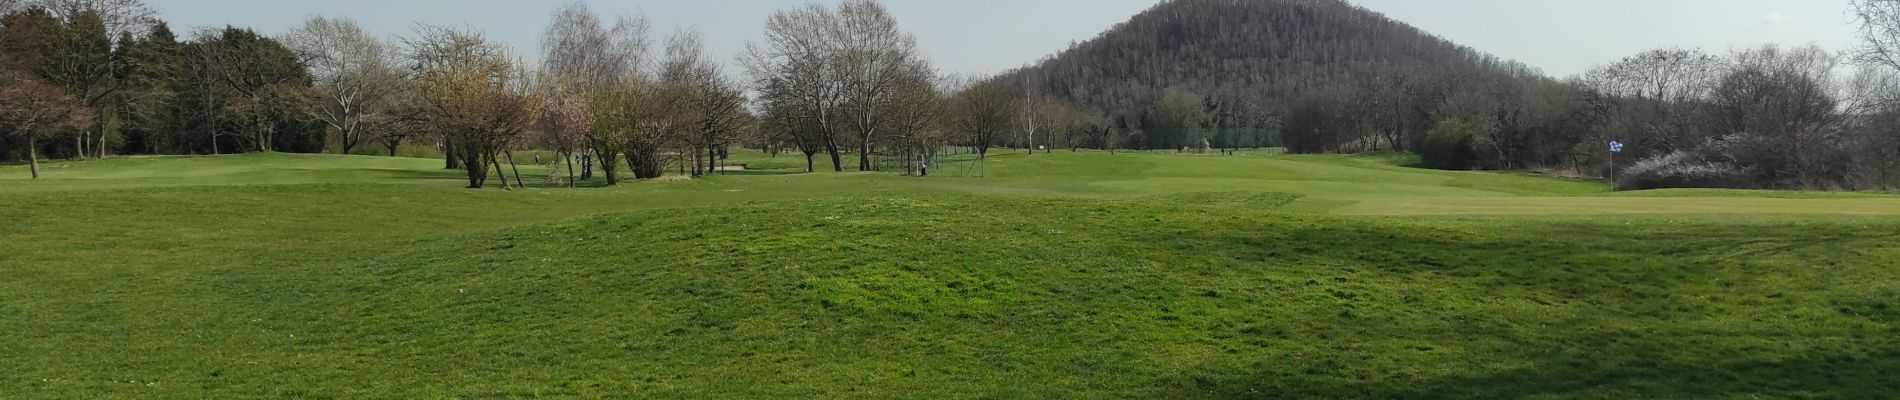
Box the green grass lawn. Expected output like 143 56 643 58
2 150 1897 398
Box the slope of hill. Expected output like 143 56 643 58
1013 0 1538 117
3 153 1899 398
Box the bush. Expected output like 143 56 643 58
1420 119 1501 170
1621 133 1861 191
1617 150 1752 191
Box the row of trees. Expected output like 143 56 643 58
0 0 758 186
9 0 1900 191
537 3 750 185
978 0 1900 191
743 0 939 173
0 0 336 163
3 0 1002 183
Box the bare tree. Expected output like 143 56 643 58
0 72 93 178
1708 45 1848 188
744 3 846 171
542 1 648 88
540 1 650 184
29 0 151 38
832 0 927 171
1850 0 1900 188
1020 68 1042 155
948 76 1017 159
537 84 588 186
652 30 741 177
884 70 945 175
407 25 541 189
285 15 402 155
1853 0 1900 84
1585 48 1721 153
364 85 429 157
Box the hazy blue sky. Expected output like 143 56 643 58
142 0 1859 78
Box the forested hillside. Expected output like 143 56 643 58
978 0 1900 192
1016 0 1534 119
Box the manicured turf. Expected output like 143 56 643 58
2 151 1897 398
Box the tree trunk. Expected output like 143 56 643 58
824 137 844 172
583 153 595 181
491 153 512 190
805 152 816 173
462 151 485 188
28 137 41 179
565 151 577 188
97 124 108 158
445 140 461 170
505 151 525 188
597 150 621 185
626 153 641 181
340 127 355 155
256 118 269 152
387 142 399 157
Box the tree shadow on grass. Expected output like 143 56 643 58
1165 348 1900 399
1119 207 1900 399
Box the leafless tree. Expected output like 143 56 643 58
1853 0 1900 85
1585 48 1721 153
948 76 1017 159
29 0 152 38
884 71 945 175
744 3 846 171
1707 45 1848 188
285 15 402 155
1019 67 1043 155
832 0 927 171
540 1 649 184
542 1 648 88
650 30 744 177
536 84 588 186
363 85 429 157
1849 0 1900 188
0 72 93 178
406 24 541 189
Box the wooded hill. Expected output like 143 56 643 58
1007 0 1538 121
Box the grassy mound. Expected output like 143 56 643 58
7 189 1899 398
3 151 1899 398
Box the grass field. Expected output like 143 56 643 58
2 150 1897 398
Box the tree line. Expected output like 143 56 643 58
8 0 1900 191
998 0 1900 191
0 0 1047 184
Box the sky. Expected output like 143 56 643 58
140 0 1861 78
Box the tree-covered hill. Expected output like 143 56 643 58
1009 0 1538 118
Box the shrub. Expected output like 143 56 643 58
1420 119 1501 170
1617 150 1752 191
